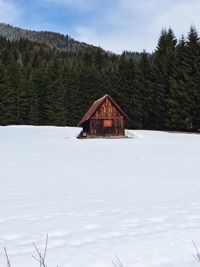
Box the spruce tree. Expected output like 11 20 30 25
136 51 154 129
153 28 177 129
0 63 12 125
184 26 200 130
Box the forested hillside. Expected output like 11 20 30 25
0 25 199 131
0 23 104 53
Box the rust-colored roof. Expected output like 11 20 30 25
78 94 127 126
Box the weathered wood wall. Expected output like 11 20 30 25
89 118 124 136
91 97 121 118
88 97 125 136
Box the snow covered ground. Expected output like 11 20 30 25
0 126 200 267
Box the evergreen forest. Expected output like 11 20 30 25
0 26 200 131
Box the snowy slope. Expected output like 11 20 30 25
0 126 200 267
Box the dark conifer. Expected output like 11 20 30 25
153 28 177 129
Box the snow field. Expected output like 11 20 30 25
0 126 200 267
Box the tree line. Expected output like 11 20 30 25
0 26 199 131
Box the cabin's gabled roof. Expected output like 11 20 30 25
78 94 127 126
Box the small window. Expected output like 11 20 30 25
103 119 112 127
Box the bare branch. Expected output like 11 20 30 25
192 240 200 263
112 254 123 267
43 234 48 261
3 235 57 267
33 242 43 267
32 235 49 267
4 247 11 267
32 255 42 264
112 261 118 267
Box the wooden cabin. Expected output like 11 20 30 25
78 94 127 138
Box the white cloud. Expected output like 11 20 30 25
41 0 200 53
44 0 100 12
151 0 200 35
0 0 21 24
72 0 200 53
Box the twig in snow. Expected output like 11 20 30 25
192 240 200 263
32 234 48 267
4 247 11 267
112 254 123 267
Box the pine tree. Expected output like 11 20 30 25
62 65 80 126
184 26 200 130
136 51 154 129
111 54 140 128
5 61 20 124
0 63 12 125
153 28 177 129
165 36 191 130
17 68 30 124
43 59 66 125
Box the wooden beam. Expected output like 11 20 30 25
90 117 124 120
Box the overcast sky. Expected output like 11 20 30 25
0 0 200 53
